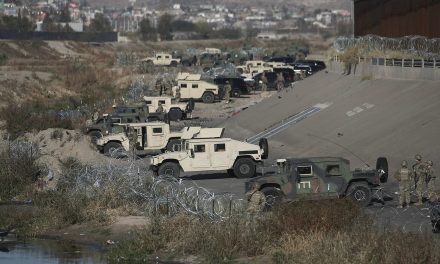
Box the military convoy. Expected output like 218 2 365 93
245 157 389 207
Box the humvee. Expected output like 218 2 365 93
96 123 218 156
172 73 223 103
245 157 389 207
143 96 194 121
140 53 180 67
150 134 268 178
85 105 167 143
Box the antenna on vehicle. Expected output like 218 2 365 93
307 133 370 168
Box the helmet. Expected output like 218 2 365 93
415 154 422 161
401 160 408 167
427 160 433 166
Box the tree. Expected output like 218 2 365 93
157 13 173 41
171 20 195 32
139 18 156 41
88 13 112 32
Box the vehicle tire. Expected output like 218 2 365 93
227 169 235 177
88 131 102 144
347 183 372 207
170 61 178 67
232 90 241 98
104 142 124 157
168 108 183 121
261 187 283 210
158 162 180 177
166 139 182 152
233 158 256 178
259 138 269 160
376 157 389 183
202 67 210 72
202 92 215 104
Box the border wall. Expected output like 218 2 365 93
330 56 440 81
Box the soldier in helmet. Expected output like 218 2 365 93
413 154 427 205
261 72 268 92
394 160 413 208
425 160 436 201
155 78 164 95
276 72 285 92
156 102 164 113
175 86 181 102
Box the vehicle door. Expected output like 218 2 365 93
294 163 321 199
189 82 203 99
146 125 166 149
164 55 171 65
156 55 163 65
209 142 229 169
189 142 211 169
319 162 346 197
179 83 189 99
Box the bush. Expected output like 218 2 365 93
0 143 41 201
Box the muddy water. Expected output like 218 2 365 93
0 239 106 264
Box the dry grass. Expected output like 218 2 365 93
109 200 440 264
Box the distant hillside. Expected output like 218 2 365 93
86 0 352 10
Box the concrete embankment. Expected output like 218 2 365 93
224 71 440 176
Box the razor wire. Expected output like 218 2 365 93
55 150 247 222
334 35 440 58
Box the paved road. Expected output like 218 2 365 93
176 71 440 234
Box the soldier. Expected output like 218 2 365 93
426 160 436 201
156 102 164 113
261 72 268 92
394 160 413 208
276 72 285 92
175 86 181 101
155 78 163 95
246 183 266 214
413 154 427 205
224 80 231 103
92 111 99 122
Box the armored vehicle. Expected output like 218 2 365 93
173 73 223 103
140 53 180 67
85 105 167 143
96 124 217 156
143 96 194 121
213 76 250 98
245 157 389 207
150 134 268 178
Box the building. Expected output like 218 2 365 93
354 0 440 38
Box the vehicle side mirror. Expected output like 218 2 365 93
190 149 194 158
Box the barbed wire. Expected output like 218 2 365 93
334 35 440 58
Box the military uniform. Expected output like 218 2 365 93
426 161 436 201
276 73 285 92
155 78 164 95
224 81 231 102
246 188 266 214
261 74 268 92
413 155 427 204
175 87 181 101
156 103 164 113
394 161 413 208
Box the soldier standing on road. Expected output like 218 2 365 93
224 80 231 103
413 154 427 205
276 72 285 92
261 72 268 92
394 160 413 208
426 160 436 201
156 102 164 113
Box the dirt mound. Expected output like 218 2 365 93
23 129 107 182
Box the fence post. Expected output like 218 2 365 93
392 58 395 66
229 199 232 218
422 59 425 68
412 59 414 67
435 59 437 68
402 59 404 68
212 199 215 215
